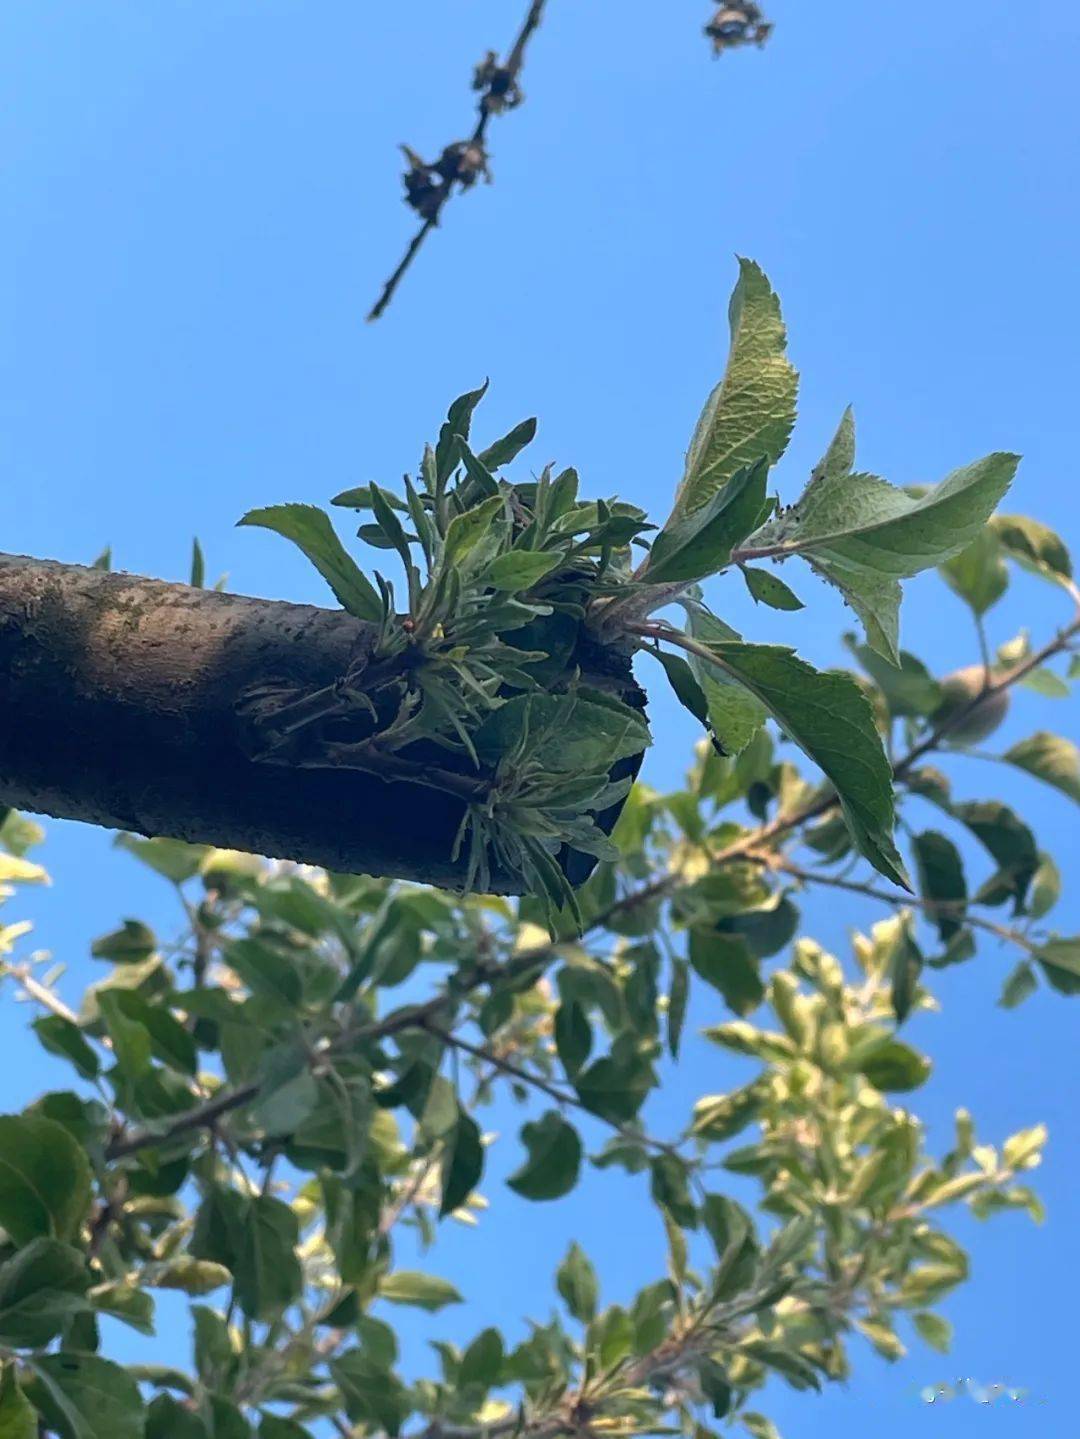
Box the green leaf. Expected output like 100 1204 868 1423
0 1114 92 1246
741 1416 781 1439
234 1196 302 1321
689 931 764 1015
645 460 769 583
912 831 967 941
667 958 690 1059
694 639 908 887
991 513 1072 584
856 1039 931 1092
0 1240 89 1348
237 504 382 621
554 1001 592 1078
477 416 537 471
147 1396 208 1439
952 800 1038 912
650 1155 697 1228
506 1112 582 1201
753 451 1018 578
24 1354 144 1439
224 938 302 1009
99 990 197 1076
91 920 157 965
259 1417 313 1439
1029 853 1062 920
0 1366 37 1439
816 557 904 663
439 1108 484 1217
848 640 942 718
378 1270 463 1311
913 1311 953 1353
574 1050 653 1124
1003 732 1080 804
556 1242 598 1323
741 565 804 611
31 1017 100 1082
189 538 205 588
331 1353 409 1436
649 649 709 728
482 550 562 591
442 494 505 566
684 608 767 757
146 1258 230 1296
89 1282 154 1335
940 527 1009 616
436 382 490 483
114 834 207 883
674 259 798 518
458 1328 505 1389
1037 938 1080 996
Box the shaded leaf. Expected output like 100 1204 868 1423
237 505 381 621
507 1112 582 1201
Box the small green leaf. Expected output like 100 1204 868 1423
189 538 205 588
645 460 768 583
941 527 1009 615
234 1196 302 1321
856 1039 931 1092
991 513 1072 584
0 1365 37 1439
237 504 382 621
556 1242 598 1323
667 958 690 1059
458 1328 504 1390
439 1108 484 1217
574 1051 653 1124
482 550 562 591
1003 732 1080 805
331 1352 409 1436
0 1240 89 1348
649 649 709 728
31 1017 100 1081
693 638 908 887
91 919 157 965
0 1114 92 1246
913 1311 953 1353
507 1112 582 1201
1037 938 1080 995
912 831 967 941
477 416 537 471
225 938 302 1009
674 259 798 518
378 1270 463 1311
689 931 764 1015
442 494 505 566
741 566 804 610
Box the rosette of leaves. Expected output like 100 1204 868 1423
241 261 1019 905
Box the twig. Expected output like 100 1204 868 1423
367 0 549 321
2 962 81 1025
772 858 1038 955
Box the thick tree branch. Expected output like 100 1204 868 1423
0 553 633 891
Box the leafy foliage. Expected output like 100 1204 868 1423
0 260 1077 1439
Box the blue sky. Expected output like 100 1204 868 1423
2 1 1079 1433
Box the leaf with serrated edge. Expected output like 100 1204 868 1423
673 259 798 519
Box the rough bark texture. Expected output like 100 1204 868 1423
0 554 642 891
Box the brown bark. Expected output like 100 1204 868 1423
0 554 641 891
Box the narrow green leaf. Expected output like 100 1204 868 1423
237 504 382 621
189 538 205 589
378 1270 463 1311
477 417 537 471
556 1242 598 1323
741 566 804 610
482 550 562 591
645 460 768 583
674 259 798 518
439 1108 484 1217
913 1311 953 1354
695 639 908 887
856 1039 931 1092
991 513 1072 584
912 831 967 941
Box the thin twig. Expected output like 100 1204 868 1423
2 962 81 1025
367 0 549 321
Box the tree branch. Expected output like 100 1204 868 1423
367 0 549 321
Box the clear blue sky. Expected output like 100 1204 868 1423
2 1 1079 1433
